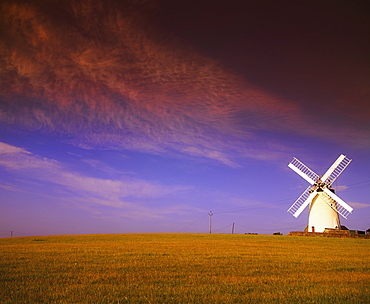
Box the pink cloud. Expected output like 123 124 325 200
0 142 30 155
1 0 369 166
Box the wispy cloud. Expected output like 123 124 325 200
335 185 349 192
0 142 31 155
0 142 189 216
1 0 369 169
350 202 370 209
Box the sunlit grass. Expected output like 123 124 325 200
1 233 369 303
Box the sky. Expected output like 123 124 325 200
0 0 369 237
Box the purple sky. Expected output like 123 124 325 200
1 0 369 237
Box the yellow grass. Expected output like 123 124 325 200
0 233 369 303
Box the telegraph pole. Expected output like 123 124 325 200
232 223 235 234
209 211 213 233
10 231 13 237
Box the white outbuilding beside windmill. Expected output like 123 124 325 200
287 154 353 233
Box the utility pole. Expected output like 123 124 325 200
232 223 235 234
10 231 13 237
209 211 213 233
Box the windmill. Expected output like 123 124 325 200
287 154 353 233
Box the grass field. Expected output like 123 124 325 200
0 233 369 303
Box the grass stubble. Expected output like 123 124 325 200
0 233 369 303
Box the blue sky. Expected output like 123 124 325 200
0 0 369 237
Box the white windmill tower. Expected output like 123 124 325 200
287 154 353 233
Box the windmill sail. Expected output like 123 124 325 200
288 157 319 185
321 192 352 219
321 154 352 185
288 186 317 218
323 188 353 215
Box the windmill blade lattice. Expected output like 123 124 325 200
322 188 353 214
322 155 352 185
288 186 316 218
321 193 352 219
288 157 319 185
